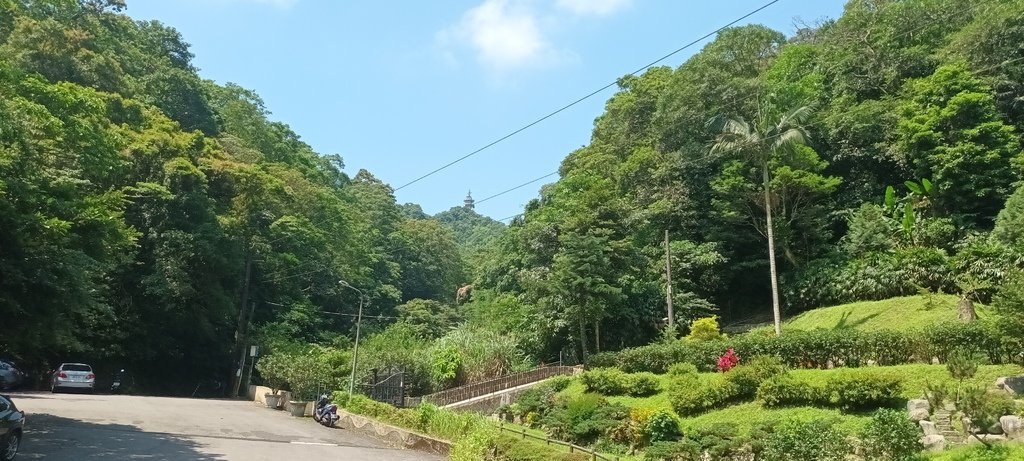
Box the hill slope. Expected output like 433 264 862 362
782 294 993 332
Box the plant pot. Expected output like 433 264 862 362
264 393 281 409
287 400 307 417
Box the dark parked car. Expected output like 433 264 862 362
0 394 24 461
0 363 25 391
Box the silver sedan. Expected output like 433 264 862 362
51 363 95 393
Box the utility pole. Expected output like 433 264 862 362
230 251 253 398
665 229 674 329
339 280 365 399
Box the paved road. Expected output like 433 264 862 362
8 392 444 461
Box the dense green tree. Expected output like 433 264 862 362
895 63 1023 225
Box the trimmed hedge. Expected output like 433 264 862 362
756 374 818 408
598 320 1013 374
755 370 903 411
667 372 740 416
580 368 661 397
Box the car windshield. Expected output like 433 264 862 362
62 364 92 372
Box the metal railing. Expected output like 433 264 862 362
497 421 619 461
418 365 576 407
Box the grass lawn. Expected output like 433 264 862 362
780 294 995 332
926 444 1024 460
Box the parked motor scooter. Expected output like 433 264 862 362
111 369 131 394
313 394 339 427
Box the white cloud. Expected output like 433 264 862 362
439 0 562 72
555 0 632 16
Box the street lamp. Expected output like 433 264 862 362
339 280 364 399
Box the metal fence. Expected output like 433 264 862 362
363 370 408 407
419 365 576 407
497 421 619 461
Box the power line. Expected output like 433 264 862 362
393 0 785 192
498 214 523 222
478 4 992 219
477 171 559 204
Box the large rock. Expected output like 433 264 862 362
967 434 1008 445
919 420 939 436
994 376 1024 396
920 434 946 452
1001 415 1024 440
907 399 931 422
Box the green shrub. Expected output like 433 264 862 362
644 440 700 461
725 356 788 398
860 409 922 461
625 372 661 397
587 352 617 368
513 385 556 421
430 344 462 389
761 419 852 461
416 402 438 432
690 423 749 459
544 393 629 445
580 367 628 395
825 372 903 411
687 316 724 342
667 362 699 379
667 372 739 416
450 425 499 461
546 375 573 392
925 380 949 411
959 386 1017 432
756 374 818 407
644 410 681 443
255 352 289 392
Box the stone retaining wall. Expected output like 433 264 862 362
336 409 451 456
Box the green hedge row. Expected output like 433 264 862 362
590 320 1015 374
668 364 904 416
579 368 660 397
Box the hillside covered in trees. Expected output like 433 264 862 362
6 0 1024 398
0 0 477 391
470 0 1024 363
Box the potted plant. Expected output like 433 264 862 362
284 349 331 417
256 353 288 409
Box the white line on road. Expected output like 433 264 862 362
290 441 339 447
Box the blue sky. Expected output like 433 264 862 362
126 0 846 221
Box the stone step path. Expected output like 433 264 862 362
932 409 965 444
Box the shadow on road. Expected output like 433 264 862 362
23 414 222 460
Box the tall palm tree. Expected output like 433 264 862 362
710 105 813 336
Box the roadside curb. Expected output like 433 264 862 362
335 409 451 456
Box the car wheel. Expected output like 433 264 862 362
51 384 58 393
2 432 19 461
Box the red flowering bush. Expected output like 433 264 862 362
717 348 739 372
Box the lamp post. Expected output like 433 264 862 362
339 280 364 399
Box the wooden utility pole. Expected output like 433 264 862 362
229 251 253 398
665 230 674 328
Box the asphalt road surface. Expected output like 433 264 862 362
8 391 445 461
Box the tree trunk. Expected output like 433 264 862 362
594 320 601 354
763 163 782 336
579 317 589 365
958 296 979 322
